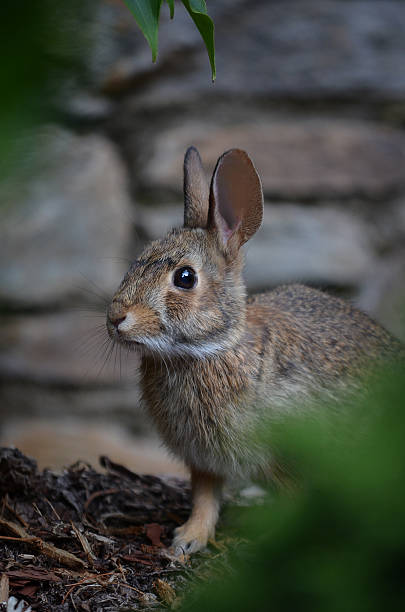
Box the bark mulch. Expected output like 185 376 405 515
0 447 194 611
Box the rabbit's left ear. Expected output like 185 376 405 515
209 149 263 255
183 146 210 229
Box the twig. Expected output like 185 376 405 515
0 518 86 570
0 518 26 539
62 572 116 604
120 582 146 597
45 498 61 522
84 488 121 512
71 523 95 567
32 502 43 517
116 559 127 582
61 576 91 605
1 496 29 529
70 593 79 611
0 536 36 542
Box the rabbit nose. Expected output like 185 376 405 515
109 314 127 329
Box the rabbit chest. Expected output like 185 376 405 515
140 351 266 477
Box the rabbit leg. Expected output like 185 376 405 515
172 469 223 555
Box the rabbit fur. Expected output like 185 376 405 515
107 147 402 554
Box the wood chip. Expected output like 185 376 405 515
145 523 164 547
0 574 9 604
0 518 86 570
6 569 59 582
0 449 193 610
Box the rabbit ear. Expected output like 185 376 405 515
209 149 263 254
183 146 210 229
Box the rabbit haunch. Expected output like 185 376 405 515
107 147 401 554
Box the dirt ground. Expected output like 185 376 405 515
0 447 194 611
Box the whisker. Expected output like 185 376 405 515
74 314 106 321
79 334 110 361
78 274 111 303
84 331 114 375
83 338 111 379
95 339 115 379
113 341 119 377
71 304 106 315
74 285 109 306
126 344 135 378
78 335 110 361
99 256 132 265
73 325 108 351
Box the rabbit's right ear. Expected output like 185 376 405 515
183 146 209 229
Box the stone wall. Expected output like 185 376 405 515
1 0 404 471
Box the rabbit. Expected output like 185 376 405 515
106 147 402 555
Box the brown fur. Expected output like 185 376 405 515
107 148 403 554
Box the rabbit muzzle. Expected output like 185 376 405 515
106 301 161 346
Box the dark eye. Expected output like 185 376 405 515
173 266 197 290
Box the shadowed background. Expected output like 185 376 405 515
1 0 404 474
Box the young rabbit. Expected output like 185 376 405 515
107 147 402 554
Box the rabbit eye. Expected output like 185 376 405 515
173 266 197 290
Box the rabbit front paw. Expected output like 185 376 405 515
171 519 214 556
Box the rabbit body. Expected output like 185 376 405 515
107 147 401 554
141 281 398 481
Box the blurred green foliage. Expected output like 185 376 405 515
123 0 216 79
0 1 215 182
0 1 90 178
180 365 405 611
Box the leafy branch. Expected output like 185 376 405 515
123 0 216 80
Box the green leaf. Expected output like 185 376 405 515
182 0 216 81
166 0 175 19
123 0 163 62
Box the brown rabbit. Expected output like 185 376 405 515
107 147 402 554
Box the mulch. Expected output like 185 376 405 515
0 447 194 611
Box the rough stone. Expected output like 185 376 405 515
0 381 143 430
136 203 375 290
381 199 405 250
2 0 405 478
137 205 183 241
132 0 405 105
141 119 405 201
0 127 133 307
356 253 405 342
0 311 138 386
85 0 244 95
0 418 187 475
218 0 405 99
245 204 374 289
